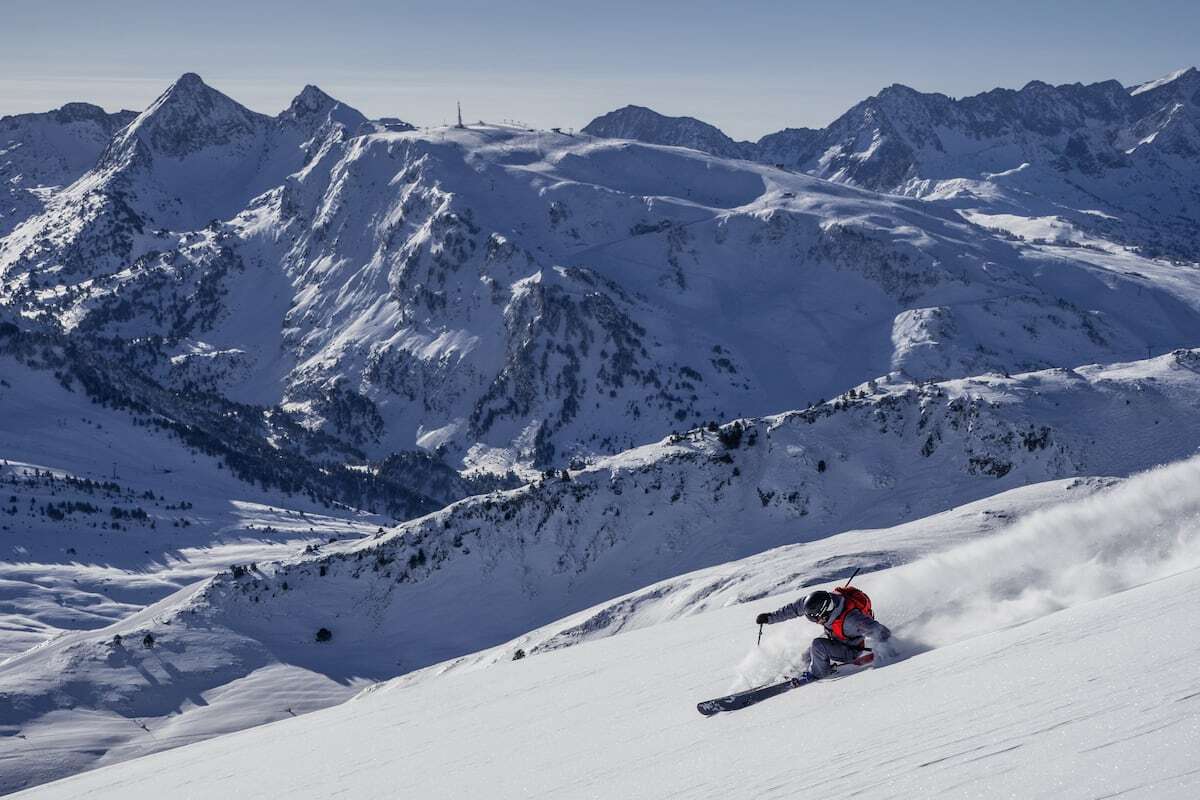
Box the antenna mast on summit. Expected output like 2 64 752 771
456 101 465 129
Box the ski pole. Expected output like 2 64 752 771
843 566 861 587
757 623 764 647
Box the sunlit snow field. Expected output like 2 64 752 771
17 457 1200 799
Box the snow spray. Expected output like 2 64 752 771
872 454 1200 655
732 454 1200 686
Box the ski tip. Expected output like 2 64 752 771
697 694 742 716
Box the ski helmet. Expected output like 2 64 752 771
804 591 835 623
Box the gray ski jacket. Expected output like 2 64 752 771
764 593 891 648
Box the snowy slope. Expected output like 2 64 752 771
390 475 1107 681
16 454 1200 799
0 351 395 660
0 321 515 667
0 348 409 789
0 475 1092 794
5 348 1200 791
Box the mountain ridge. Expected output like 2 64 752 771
585 66 1200 259
7 76 1200 474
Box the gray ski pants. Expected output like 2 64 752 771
809 637 863 679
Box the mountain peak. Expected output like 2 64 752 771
279 84 367 132
158 72 217 103
582 105 747 158
152 72 242 114
289 84 337 115
1130 66 1199 96
1020 79 1056 92
878 82 924 97
53 101 108 121
105 73 267 162
49 102 136 128
175 71 205 88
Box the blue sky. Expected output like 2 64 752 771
2 0 1197 138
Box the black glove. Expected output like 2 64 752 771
876 626 892 642
755 612 770 625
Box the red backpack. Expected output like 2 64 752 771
829 586 873 642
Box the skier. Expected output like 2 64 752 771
755 586 891 681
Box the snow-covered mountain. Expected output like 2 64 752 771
6 348 1200 791
582 105 753 159
587 67 1200 259
0 74 368 282
0 350 379 660
5 73 1200 477
16 454 1200 799
0 102 135 236
0 324 511 674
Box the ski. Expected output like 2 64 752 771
696 651 874 716
696 675 811 716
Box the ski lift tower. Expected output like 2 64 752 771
455 102 465 129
